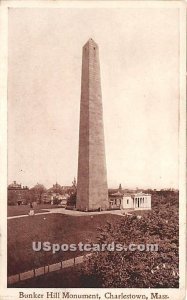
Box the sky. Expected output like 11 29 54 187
8 7 179 189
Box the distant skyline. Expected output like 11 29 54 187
8 8 179 189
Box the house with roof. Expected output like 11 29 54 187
109 191 124 209
109 189 151 211
122 192 151 210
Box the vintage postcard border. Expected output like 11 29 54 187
0 1 186 299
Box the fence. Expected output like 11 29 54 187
8 254 91 285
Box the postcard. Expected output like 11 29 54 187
0 1 186 300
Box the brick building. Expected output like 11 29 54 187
8 181 29 205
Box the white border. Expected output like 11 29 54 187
0 3 8 295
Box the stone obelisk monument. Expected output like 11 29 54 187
76 38 108 211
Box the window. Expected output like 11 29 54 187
127 199 129 204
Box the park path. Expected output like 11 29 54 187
7 208 131 219
7 254 91 285
8 211 52 219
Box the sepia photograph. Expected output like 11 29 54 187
0 0 186 299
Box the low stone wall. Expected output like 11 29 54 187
7 254 91 285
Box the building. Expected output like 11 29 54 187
76 38 108 211
8 181 29 205
109 190 151 211
51 193 69 206
109 191 124 209
42 182 74 206
8 181 22 189
122 192 151 210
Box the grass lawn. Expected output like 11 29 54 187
8 213 122 276
8 204 63 217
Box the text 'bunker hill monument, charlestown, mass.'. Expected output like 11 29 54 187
76 38 109 211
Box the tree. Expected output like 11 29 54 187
8 190 18 205
66 192 76 208
30 183 46 204
81 193 179 288
24 189 35 204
